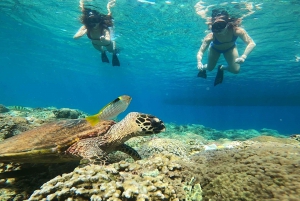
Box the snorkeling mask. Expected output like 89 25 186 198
211 20 227 33
87 11 101 25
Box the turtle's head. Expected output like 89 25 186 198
106 112 165 144
134 113 166 134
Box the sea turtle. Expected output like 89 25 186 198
0 112 165 164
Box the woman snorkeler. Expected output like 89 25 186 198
197 9 256 86
74 0 120 66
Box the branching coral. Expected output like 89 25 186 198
28 154 192 201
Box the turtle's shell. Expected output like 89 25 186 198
0 119 115 163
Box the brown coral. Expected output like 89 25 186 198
190 142 300 201
138 138 189 158
27 154 196 201
250 135 299 144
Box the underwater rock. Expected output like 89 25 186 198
0 115 32 141
52 108 83 119
290 134 300 142
0 104 9 113
203 144 218 151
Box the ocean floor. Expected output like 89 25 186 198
0 104 299 201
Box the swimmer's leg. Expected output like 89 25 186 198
198 47 220 79
101 51 110 63
207 47 221 71
92 43 110 63
223 46 240 74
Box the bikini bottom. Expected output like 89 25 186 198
210 43 236 54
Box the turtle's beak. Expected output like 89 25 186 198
151 117 166 133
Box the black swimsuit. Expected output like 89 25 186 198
87 31 111 46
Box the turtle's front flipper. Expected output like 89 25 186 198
115 144 141 160
66 138 108 165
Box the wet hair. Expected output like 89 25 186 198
208 9 241 30
80 8 113 29
212 9 229 20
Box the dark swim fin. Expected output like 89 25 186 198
197 70 207 78
112 51 120 66
101 52 109 63
214 65 224 86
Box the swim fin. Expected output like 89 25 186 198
112 51 120 66
101 52 109 63
197 70 207 78
214 65 224 86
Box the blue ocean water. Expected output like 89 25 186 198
0 0 300 135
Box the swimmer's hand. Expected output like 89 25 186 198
100 36 105 41
235 55 247 64
197 62 204 70
197 62 207 71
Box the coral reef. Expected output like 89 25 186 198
28 154 193 201
53 108 85 119
190 141 300 201
1 105 299 200
165 123 286 140
138 138 189 158
0 104 9 113
26 140 300 201
0 162 79 201
183 177 202 201
250 135 299 144
0 115 32 141
0 106 88 142
290 134 300 142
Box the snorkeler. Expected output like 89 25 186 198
196 9 256 86
73 0 120 66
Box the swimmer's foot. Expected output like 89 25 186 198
197 70 207 78
112 50 120 66
101 51 109 63
214 65 224 86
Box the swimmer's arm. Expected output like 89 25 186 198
79 0 85 12
107 0 116 15
197 33 213 62
236 27 256 59
73 25 87 39
100 28 111 42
